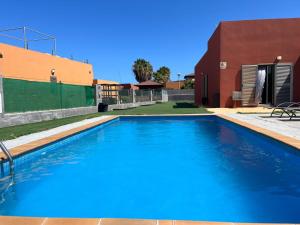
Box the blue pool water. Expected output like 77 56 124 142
0 116 300 223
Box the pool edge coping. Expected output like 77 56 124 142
1 114 213 159
0 115 119 159
1 114 299 225
217 114 300 150
0 216 296 225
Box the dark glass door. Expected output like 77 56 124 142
259 65 274 105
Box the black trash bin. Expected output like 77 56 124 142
98 103 108 112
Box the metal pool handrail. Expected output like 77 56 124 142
0 141 14 176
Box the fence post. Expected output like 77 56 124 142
132 89 136 103
0 76 4 115
150 89 153 102
117 89 120 105
59 82 63 110
94 84 102 106
161 89 168 102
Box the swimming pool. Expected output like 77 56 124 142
0 116 300 223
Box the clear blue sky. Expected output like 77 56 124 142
1 0 300 83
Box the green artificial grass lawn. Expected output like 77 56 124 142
0 113 101 141
0 101 209 141
101 101 209 115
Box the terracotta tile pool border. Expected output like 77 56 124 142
0 217 296 225
0 114 299 225
119 114 222 117
0 115 119 160
4 113 299 159
217 114 300 150
1 114 214 160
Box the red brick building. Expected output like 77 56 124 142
195 18 300 107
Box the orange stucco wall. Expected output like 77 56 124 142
0 43 94 86
92 79 119 85
165 81 184 89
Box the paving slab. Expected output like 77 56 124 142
225 114 300 141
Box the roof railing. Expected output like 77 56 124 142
0 26 56 55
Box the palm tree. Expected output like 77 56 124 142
153 66 171 84
132 59 153 83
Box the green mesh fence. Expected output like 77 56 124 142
3 78 95 113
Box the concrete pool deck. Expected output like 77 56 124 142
219 114 300 149
208 107 273 114
223 114 300 141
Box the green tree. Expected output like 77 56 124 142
153 66 171 84
182 79 195 89
132 59 153 83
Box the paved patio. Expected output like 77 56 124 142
208 106 273 114
226 113 300 141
